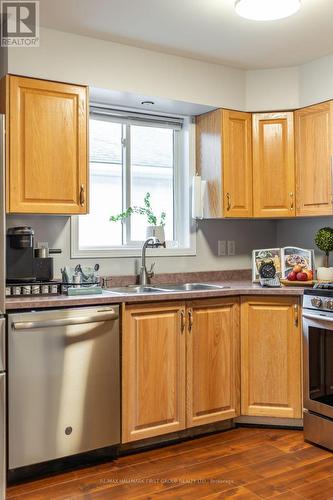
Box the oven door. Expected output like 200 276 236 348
303 310 333 419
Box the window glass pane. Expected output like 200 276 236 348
130 125 174 242
79 120 123 248
90 117 122 164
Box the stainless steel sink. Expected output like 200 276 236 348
157 283 229 292
106 283 229 295
106 285 170 295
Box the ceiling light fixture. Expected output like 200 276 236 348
235 0 301 21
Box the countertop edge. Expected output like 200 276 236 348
5 281 305 310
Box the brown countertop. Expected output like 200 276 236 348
5 280 305 311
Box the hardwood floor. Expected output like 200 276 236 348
7 427 333 499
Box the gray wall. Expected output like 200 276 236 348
8 214 332 279
6 215 277 279
276 217 333 268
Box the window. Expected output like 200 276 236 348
72 107 194 257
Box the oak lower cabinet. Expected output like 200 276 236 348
1 75 88 214
252 112 295 218
241 296 302 419
122 298 240 443
122 302 186 443
295 101 333 216
186 298 240 427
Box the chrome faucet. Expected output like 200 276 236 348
139 237 164 286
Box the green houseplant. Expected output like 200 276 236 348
315 227 333 267
110 192 166 242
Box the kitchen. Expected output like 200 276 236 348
2 0 333 498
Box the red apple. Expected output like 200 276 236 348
287 271 297 281
297 272 308 281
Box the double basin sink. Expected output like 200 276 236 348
107 283 229 295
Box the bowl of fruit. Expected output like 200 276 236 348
282 265 314 286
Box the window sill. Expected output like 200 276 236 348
71 246 196 259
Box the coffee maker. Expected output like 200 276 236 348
6 227 35 283
6 226 62 283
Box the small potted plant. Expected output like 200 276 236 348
110 192 166 244
315 227 333 267
315 227 333 281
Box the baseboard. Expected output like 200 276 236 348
119 420 235 454
235 415 303 428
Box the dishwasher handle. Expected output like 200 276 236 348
12 309 118 330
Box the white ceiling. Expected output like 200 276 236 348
39 0 333 70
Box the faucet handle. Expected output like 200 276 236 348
147 262 155 278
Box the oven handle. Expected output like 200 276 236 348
303 312 333 323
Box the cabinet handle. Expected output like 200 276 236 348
290 192 294 210
226 193 231 211
294 304 299 327
80 185 85 207
180 310 185 333
188 309 193 333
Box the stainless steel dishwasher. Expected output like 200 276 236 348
7 305 120 470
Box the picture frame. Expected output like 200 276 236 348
252 246 315 282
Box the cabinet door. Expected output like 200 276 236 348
253 112 295 218
295 102 333 216
223 110 253 217
196 109 223 217
196 109 253 218
186 298 240 428
8 76 88 214
241 296 302 419
122 302 186 443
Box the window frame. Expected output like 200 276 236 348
71 109 196 258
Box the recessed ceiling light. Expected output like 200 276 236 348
141 101 154 105
235 0 301 21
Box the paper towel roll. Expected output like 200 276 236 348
192 175 206 219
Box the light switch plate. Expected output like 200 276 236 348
227 240 236 256
218 240 226 256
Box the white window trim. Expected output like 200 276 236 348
71 115 197 258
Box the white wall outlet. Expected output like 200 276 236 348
218 240 226 256
227 240 236 256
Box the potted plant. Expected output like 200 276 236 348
315 227 333 267
110 192 166 244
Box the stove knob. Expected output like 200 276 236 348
311 297 322 308
326 300 333 310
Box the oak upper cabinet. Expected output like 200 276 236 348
4 75 88 214
241 296 302 419
186 298 240 428
122 302 186 443
252 112 295 218
295 102 333 216
196 109 253 218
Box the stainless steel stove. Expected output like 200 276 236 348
303 285 333 450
